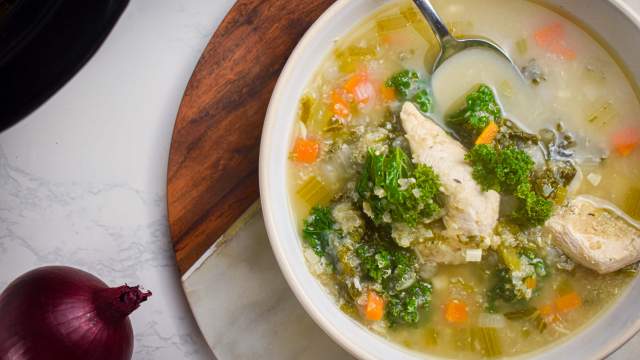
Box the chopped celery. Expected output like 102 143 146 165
376 14 409 34
471 327 503 357
534 314 548 333
299 95 314 124
340 302 359 317
400 7 433 43
334 45 379 73
623 186 640 220
499 247 521 271
587 100 616 124
516 38 528 55
297 176 333 205
306 98 332 134
504 307 537 320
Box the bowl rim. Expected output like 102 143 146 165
259 1 640 359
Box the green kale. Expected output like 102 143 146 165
465 144 553 226
465 144 534 193
412 89 432 113
520 248 548 277
386 281 432 325
356 244 392 283
487 267 519 311
512 183 554 227
448 84 502 146
532 160 577 200
385 69 433 112
356 147 441 227
356 243 418 293
302 206 337 257
383 250 418 294
486 248 548 312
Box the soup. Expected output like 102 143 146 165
287 0 640 358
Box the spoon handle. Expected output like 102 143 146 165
412 0 454 45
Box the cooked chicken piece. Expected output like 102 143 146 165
546 195 640 274
400 102 500 239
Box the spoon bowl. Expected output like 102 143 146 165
413 0 523 76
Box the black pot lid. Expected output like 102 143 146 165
0 0 129 132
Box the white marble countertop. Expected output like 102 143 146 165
0 0 235 358
1 1 640 359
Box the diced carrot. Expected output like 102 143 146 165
365 291 385 321
380 85 396 102
292 138 320 164
612 127 640 156
534 22 575 60
330 89 350 118
555 291 582 313
525 277 537 290
344 72 375 104
475 121 499 145
534 22 564 47
444 300 468 323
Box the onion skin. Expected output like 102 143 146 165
0 266 151 360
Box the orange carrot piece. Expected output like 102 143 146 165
534 22 564 47
330 89 350 118
365 291 385 321
612 127 640 156
534 22 575 60
525 277 537 290
344 73 375 104
380 85 396 102
555 292 581 313
475 121 499 145
444 300 468 323
292 138 320 164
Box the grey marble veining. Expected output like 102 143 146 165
0 0 237 358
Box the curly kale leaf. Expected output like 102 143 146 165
465 144 552 226
356 244 392 283
448 84 502 146
386 281 432 325
412 89 433 113
356 147 441 227
302 206 337 257
512 183 554 227
385 69 433 112
465 144 534 193
356 243 418 293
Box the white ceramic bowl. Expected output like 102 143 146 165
260 1 640 358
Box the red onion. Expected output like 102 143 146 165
0 266 151 360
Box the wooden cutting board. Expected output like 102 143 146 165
167 0 336 275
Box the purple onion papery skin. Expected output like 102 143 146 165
0 266 151 360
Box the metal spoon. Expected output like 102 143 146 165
412 0 523 76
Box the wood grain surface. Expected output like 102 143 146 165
167 0 336 274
